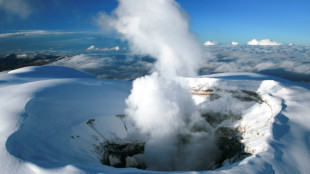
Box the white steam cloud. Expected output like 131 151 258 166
98 0 219 171
248 38 281 46
101 0 203 77
125 73 219 170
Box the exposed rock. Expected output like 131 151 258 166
94 141 146 169
215 127 249 166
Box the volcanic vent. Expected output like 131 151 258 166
86 79 275 171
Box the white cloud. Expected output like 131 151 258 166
248 39 281 46
0 30 77 38
102 46 120 51
87 45 95 50
53 54 103 70
86 45 120 51
0 0 32 18
203 41 217 46
232 41 238 45
0 31 46 38
112 46 120 51
16 54 27 58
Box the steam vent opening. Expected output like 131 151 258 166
88 84 272 171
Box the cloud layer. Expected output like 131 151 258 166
201 45 310 82
50 44 310 83
53 54 153 80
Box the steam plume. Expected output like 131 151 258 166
107 0 202 77
99 0 219 170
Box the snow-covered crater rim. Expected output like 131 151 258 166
187 76 284 156
83 76 284 171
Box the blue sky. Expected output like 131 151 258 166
180 0 310 45
0 0 309 46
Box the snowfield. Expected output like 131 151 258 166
0 65 309 174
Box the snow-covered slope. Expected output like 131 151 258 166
0 66 309 173
0 66 132 173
